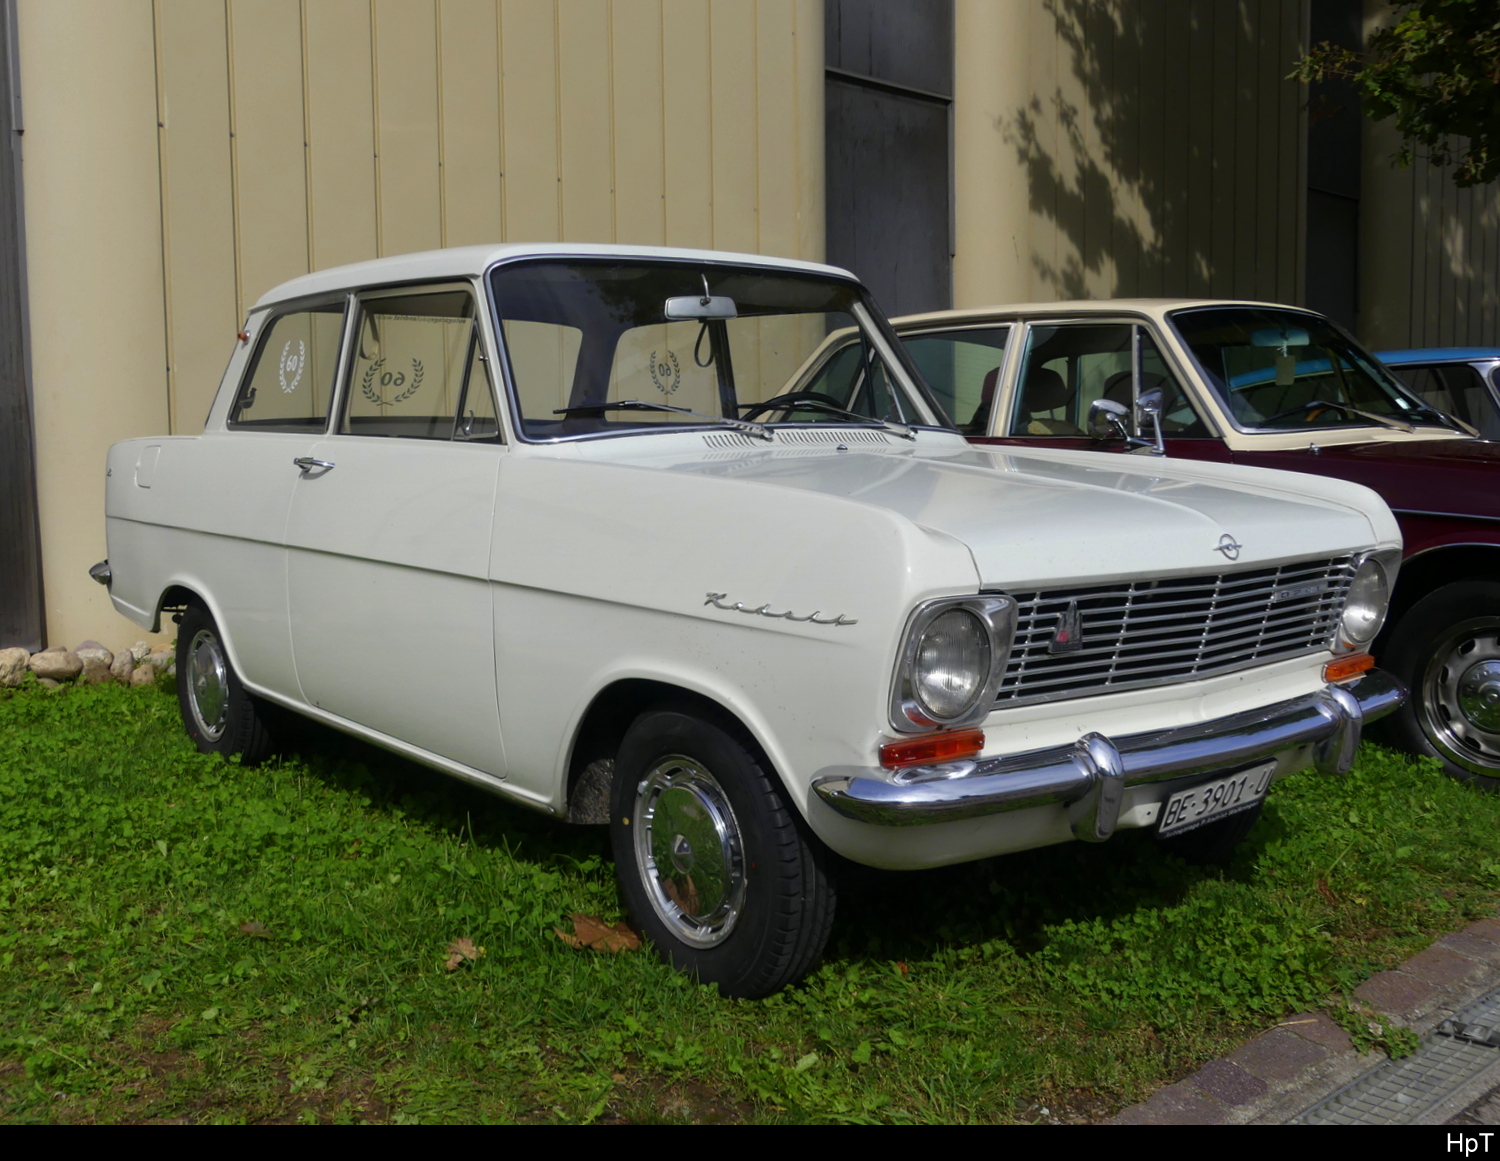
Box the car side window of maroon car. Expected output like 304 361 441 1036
1004 322 1211 439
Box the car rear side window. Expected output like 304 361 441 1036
228 304 345 432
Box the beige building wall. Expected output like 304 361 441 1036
954 0 1308 310
18 0 825 654
1358 101 1500 350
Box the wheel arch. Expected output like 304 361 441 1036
1383 543 1500 638
150 582 252 679
563 678 774 824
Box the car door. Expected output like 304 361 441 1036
964 319 1233 463
284 284 508 777
201 299 345 696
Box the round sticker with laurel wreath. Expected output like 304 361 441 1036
649 350 681 396
359 358 426 407
278 339 306 393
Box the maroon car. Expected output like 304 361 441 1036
806 300 1500 791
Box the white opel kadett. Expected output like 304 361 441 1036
98 244 1405 997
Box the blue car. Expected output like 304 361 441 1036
1377 348 1500 440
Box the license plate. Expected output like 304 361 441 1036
1157 762 1275 838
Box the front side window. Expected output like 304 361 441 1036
1171 306 1438 432
488 260 945 441
341 288 500 441
902 327 1011 432
1005 322 1208 438
228 304 344 432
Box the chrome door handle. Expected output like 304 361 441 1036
293 457 335 472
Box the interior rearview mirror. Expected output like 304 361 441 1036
665 295 738 321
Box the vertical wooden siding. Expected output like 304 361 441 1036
956 0 1307 306
151 0 824 431
1359 117 1500 350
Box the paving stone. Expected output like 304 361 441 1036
1464 919 1500 946
1227 1027 1328 1082
1277 1012 1354 1054
1404 945 1486 989
1437 932 1500 967
1184 1059 1268 1107
1109 1081 1229 1125
1354 970 1436 1019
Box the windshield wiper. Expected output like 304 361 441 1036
1408 405 1479 437
1256 400 1414 434
553 399 774 441
739 394 916 441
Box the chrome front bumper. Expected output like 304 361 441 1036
812 670 1405 841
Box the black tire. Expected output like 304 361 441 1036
609 707 835 998
175 602 275 764
1380 581 1500 794
1155 803 1263 865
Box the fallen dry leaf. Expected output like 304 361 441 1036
444 937 485 971
554 913 642 953
1316 878 1339 906
238 920 272 938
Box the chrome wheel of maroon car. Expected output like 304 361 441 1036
1424 624 1500 775
1384 582 1500 793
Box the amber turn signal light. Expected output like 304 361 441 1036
880 729 985 769
1324 653 1374 683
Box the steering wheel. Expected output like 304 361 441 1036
740 391 854 421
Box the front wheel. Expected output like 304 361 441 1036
1380 581 1500 793
175 603 275 764
609 707 835 998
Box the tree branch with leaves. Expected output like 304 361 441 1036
1293 0 1500 187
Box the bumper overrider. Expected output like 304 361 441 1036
813 670 1405 841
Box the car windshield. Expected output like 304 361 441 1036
1169 306 1440 432
488 259 944 440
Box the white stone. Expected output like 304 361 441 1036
74 640 113 667
30 649 82 681
0 647 30 688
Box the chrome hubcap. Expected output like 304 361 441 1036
1424 622 1500 775
188 628 229 741
1457 660 1500 732
633 756 745 947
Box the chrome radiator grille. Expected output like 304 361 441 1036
994 555 1357 707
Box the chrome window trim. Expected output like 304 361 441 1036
889 594 1017 733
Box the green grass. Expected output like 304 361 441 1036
2 679 1498 1123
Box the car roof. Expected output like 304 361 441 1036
890 299 1322 328
1374 347 1500 364
253 243 859 309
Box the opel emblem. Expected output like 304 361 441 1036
1048 600 1083 654
1213 533 1243 561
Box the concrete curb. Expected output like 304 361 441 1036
1107 918 1500 1125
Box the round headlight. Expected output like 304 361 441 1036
1341 558 1390 645
913 608 992 719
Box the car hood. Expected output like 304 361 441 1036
1236 436 1500 521
601 434 1394 588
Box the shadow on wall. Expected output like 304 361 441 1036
1006 0 1307 306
